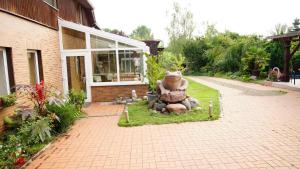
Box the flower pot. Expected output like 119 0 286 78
147 92 157 102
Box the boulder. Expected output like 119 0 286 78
154 102 167 111
188 97 199 108
181 99 191 110
166 104 187 114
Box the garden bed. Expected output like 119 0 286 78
118 78 220 127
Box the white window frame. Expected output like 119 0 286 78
0 48 10 94
27 50 40 84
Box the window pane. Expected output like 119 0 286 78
119 50 142 81
0 50 8 95
92 51 117 82
27 52 38 85
62 27 86 49
90 35 116 49
118 42 136 48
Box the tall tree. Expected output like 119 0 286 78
130 25 154 40
166 2 195 54
291 18 300 32
271 24 288 35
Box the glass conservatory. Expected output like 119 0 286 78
58 20 149 102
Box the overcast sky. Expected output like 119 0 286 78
91 0 300 46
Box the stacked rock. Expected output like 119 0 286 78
149 71 199 114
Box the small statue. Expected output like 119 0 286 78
156 71 188 103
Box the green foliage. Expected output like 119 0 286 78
47 103 82 133
68 89 85 110
17 117 52 145
265 41 284 70
146 55 165 92
292 51 300 72
183 38 208 72
130 25 154 40
0 93 16 108
158 51 185 71
241 47 270 75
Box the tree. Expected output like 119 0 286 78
130 25 154 40
271 24 288 35
242 47 270 76
166 2 195 54
103 28 128 37
291 18 300 32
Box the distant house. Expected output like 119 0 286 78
0 0 149 102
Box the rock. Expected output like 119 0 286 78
159 90 187 103
195 107 202 110
181 99 191 110
250 75 257 80
148 99 157 109
166 104 187 114
188 97 199 108
154 102 167 111
143 96 148 100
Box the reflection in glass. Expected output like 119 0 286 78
91 35 115 49
62 27 86 49
119 50 142 81
92 51 117 82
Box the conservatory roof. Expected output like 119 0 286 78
268 31 300 41
58 19 149 50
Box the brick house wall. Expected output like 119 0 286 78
91 84 149 102
0 11 62 90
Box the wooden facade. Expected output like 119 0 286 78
0 0 96 29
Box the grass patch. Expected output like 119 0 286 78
118 78 220 127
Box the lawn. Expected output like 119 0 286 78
118 78 220 127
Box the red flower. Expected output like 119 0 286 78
36 80 45 102
15 157 25 167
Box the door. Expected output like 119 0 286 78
0 48 10 95
62 52 91 102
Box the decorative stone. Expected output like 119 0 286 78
188 97 199 108
250 75 257 80
181 99 191 110
154 102 167 111
143 96 148 100
166 104 187 114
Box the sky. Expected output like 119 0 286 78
91 0 300 46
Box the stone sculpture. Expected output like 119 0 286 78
151 71 199 114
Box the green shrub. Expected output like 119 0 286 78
242 47 270 75
47 103 81 133
0 93 16 108
146 55 165 93
68 89 85 110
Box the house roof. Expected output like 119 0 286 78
268 31 300 41
77 0 94 9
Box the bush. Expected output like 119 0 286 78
158 51 185 72
68 89 85 110
0 93 16 108
146 55 165 93
47 103 82 133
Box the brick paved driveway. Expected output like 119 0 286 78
27 77 300 169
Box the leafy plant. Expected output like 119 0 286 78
68 89 85 110
242 47 270 76
146 55 165 93
0 93 16 108
158 51 185 72
47 103 82 133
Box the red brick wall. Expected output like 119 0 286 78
91 84 149 102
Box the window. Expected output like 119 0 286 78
43 0 57 8
92 51 117 82
90 35 116 49
0 48 10 95
27 50 43 85
62 27 86 49
119 50 142 81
